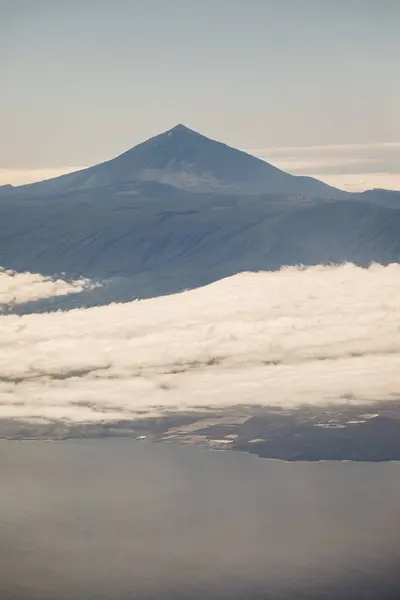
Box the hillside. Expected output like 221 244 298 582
1 185 400 313
1 126 399 312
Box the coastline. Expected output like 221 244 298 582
2 400 400 462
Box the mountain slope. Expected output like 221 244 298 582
1 125 398 313
14 124 342 199
355 189 400 209
1 184 399 312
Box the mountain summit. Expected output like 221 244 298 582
19 124 342 199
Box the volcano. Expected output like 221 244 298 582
15 124 342 199
1 125 400 313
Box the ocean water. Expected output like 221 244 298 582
1 439 400 600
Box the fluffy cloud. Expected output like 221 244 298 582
1 263 400 424
0 269 97 311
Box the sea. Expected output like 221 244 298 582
1 439 400 600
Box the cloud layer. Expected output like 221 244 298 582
251 141 400 191
0 167 81 186
1 263 400 424
0 269 95 311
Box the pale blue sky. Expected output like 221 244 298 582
1 0 399 189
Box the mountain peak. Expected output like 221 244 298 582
164 123 199 137
169 123 191 132
18 124 343 199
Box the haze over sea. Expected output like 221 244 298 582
2 439 400 600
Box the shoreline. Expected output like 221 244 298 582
2 400 400 462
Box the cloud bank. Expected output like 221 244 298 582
0 167 82 186
250 141 400 191
0 269 96 311
1 263 400 424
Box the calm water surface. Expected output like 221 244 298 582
1 439 400 600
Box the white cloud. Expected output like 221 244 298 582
310 173 400 192
0 269 96 311
248 141 400 191
0 167 83 186
1 263 400 424
248 142 400 155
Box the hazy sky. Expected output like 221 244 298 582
1 0 399 190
